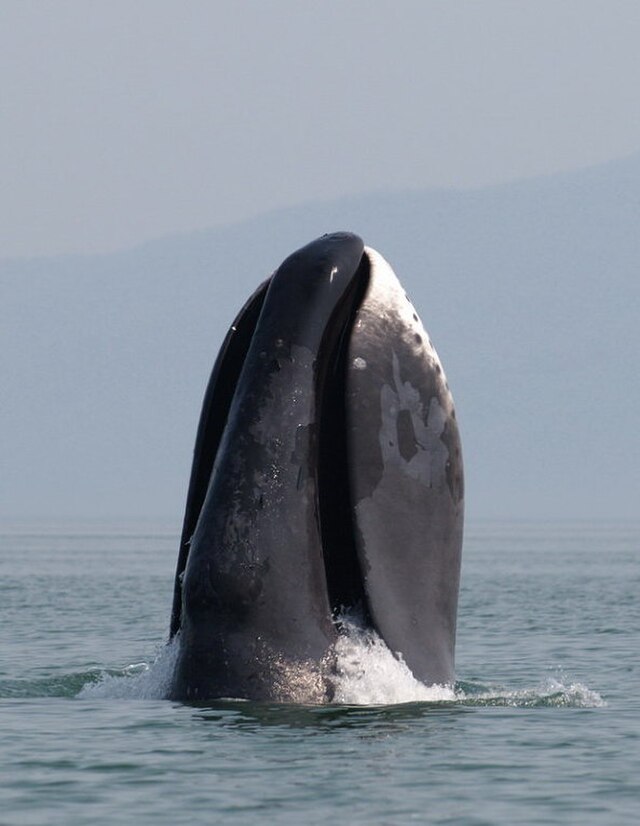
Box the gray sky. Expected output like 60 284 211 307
3 0 640 257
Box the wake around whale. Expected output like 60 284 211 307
167 232 464 702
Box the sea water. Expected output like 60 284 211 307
1 521 638 824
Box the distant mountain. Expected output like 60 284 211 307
2 154 640 520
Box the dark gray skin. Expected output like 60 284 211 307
169 233 463 702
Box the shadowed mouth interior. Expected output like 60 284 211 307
316 253 371 623
170 253 372 636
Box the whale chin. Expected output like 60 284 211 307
168 232 463 703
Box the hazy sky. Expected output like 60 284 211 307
3 0 640 257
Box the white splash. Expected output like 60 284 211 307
332 617 456 704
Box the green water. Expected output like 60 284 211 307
1 522 638 824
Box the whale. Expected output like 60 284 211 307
168 232 463 702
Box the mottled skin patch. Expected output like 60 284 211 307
346 248 463 686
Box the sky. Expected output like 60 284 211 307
3 0 640 258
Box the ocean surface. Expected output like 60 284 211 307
1 520 638 825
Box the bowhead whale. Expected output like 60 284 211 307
168 232 463 702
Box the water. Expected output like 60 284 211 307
1 521 638 824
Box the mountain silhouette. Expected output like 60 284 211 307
2 154 639 520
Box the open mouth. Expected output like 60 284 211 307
315 251 371 622
169 232 463 699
